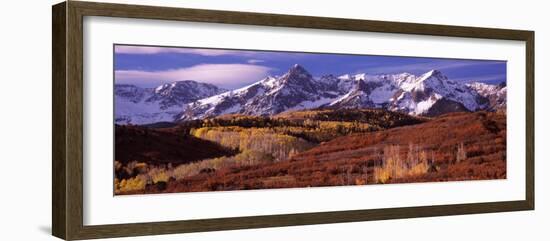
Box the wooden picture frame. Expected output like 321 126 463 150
52 1 534 240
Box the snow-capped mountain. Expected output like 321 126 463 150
180 64 343 120
180 65 503 120
466 81 507 111
115 80 225 124
388 70 489 115
150 80 225 110
115 64 507 124
329 73 413 109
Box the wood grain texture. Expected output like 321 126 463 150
66 2 85 240
72 1 533 40
525 32 535 209
73 201 530 240
51 1 535 240
52 2 67 240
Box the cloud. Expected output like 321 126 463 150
247 59 265 64
114 45 252 56
115 64 273 88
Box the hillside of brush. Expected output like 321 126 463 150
151 111 505 193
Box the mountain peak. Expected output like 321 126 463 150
354 78 368 91
156 80 200 93
287 64 311 77
174 80 200 85
425 69 445 78
273 64 314 90
415 69 448 85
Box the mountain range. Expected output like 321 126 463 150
115 64 506 125
115 80 225 124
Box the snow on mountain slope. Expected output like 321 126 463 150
466 81 507 111
389 70 488 115
115 65 506 124
329 73 409 108
114 84 148 103
179 78 273 120
149 80 225 110
180 64 339 120
115 80 225 124
180 66 504 120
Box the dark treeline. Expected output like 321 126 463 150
127 108 427 143
311 108 425 129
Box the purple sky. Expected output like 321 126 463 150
114 44 507 89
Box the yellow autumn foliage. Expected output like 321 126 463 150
115 175 146 193
373 144 431 184
191 127 314 161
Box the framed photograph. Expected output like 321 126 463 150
52 1 534 240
